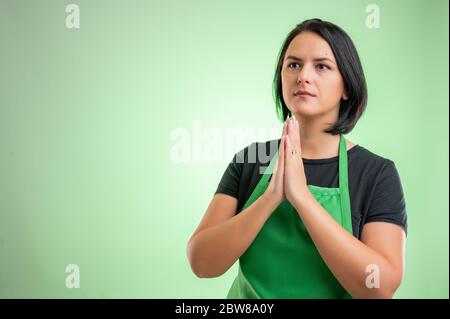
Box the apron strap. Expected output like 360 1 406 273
338 134 353 233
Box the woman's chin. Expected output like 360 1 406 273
290 103 322 117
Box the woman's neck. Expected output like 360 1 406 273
292 115 349 160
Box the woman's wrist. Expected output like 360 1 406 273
260 193 283 211
291 187 314 212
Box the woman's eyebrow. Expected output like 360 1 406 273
285 55 335 64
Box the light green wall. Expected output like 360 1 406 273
0 0 448 298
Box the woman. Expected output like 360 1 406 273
187 19 407 299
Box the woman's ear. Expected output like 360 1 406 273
342 92 349 100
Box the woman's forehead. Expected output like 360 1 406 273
285 32 335 61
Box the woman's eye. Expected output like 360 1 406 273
317 64 330 70
288 63 300 69
287 63 330 70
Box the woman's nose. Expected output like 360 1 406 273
297 64 313 84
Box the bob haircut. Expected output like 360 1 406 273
273 18 368 135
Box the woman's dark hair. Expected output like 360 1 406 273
273 18 367 135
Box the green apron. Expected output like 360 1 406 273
227 134 353 299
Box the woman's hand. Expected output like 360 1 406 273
284 116 310 207
263 120 287 207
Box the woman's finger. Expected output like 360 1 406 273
287 116 294 138
282 118 288 137
285 133 293 161
292 117 301 152
288 116 299 150
271 133 284 180
278 134 285 179
277 119 288 172
272 149 279 176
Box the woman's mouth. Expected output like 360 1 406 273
294 90 316 97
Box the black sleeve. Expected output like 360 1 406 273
364 161 408 235
214 148 245 199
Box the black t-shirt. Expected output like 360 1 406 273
215 139 408 239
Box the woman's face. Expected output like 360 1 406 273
281 31 348 118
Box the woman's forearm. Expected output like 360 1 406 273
292 192 403 299
187 194 279 278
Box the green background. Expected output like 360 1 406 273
0 0 448 298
